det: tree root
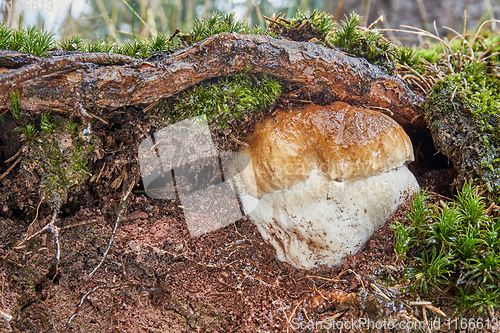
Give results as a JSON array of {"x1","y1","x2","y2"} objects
[{"x1": 0, "y1": 33, "x2": 425, "y2": 127}]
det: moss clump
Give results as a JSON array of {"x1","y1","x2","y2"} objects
[
  {"x1": 330, "y1": 13, "x2": 398, "y2": 72},
  {"x1": 0, "y1": 23, "x2": 54, "y2": 56},
  {"x1": 178, "y1": 12, "x2": 262, "y2": 48},
  {"x1": 393, "y1": 186, "x2": 500, "y2": 314},
  {"x1": 269, "y1": 9, "x2": 335, "y2": 42},
  {"x1": 272, "y1": 11, "x2": 418, "y2": 73},
  {"x1": 0, "y1": 12, "x2": 259, "y2": 59},
  {"x1": 163, "y1": 70, "x2": 282, "y2": 129},
  {"x1": 426, "y1": 60, "x2": 500, "y2": 201},
  {"x1": 21, "y1": 116, "x2": 99, "y2": 207}
]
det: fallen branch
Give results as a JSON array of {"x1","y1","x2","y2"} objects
[{"x1": 0, "y1": 33, "x2": 425, "y2": 127}]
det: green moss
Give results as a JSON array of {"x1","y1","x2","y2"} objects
[
  {"x1": 394, "y1": 186, "x2": 500, "y2": 314},
  {"x1": 9, "y1": 92, "x2": 22, "y2": 122},
  {"x1": 425, "y1": 60, "x2": 500, "y2": 202},
  {"x1": 330, "y1": 13, "x2": 397, "y2": 72},
  {"x1": 58, "y1": 34, "x2": 83, "y2": 51},
  {"x1": 272, "y1": 11, "x2": 420, "y2": 73},
  {"x1": 178, "y1": 12, "x2": 258, "y2": 48},
  {"x1": 162, "y1": 70, "x2": 282, "y2": 129},
  {"x1": 15, "y1": 123, "x2": 37, "y2": 141},
  {"x1": 22, "y1": 117, "x2": 100, "y2": 207},
  {"x1": 0, "y1": 23, "x2": 54, "y2": 56},
  {"x1": 40, "y1": 112, "x2": 58, "y2": 132},
  {"x1": 269, "y1": 9, "x2": 335, "y2": 42},
  {"x1": 0, "y1": 12, "x2": 263, "y2": 60},
  {"x1": 83, "y1": 37, "x2": 114, "y2": 53}
]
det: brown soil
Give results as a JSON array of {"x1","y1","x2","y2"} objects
[{"x1": 0, "y1": 103, "x2": 457, "y2": 332}]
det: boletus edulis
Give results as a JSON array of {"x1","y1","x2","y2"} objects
[{"x1": 231, "y1": 101, "x2": 418, "y2": 269}]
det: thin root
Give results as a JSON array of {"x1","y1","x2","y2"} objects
[
  {"x1": 88, "y1": 181, "x2": 135, "y2": 279},
  {"x1": 0, "y1": 156, "x2": 21, "y2": 181}
]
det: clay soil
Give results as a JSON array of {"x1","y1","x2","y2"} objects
[{"x1": 0, "y1": 104, "x2": 459, "y2": 332}]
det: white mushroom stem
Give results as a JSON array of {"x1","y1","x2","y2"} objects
[{"x1": 238, "y1": 167, "x2": 417, "y2": 269}]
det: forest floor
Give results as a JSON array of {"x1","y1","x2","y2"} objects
[{"x1": 0, "y1": 104, "x2": 488, "y2": 332}]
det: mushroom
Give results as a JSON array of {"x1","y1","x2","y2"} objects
[{"x1": 231, "y1": 101, "x2": 419, "y2": 269}]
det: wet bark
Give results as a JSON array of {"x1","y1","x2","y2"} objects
[{"x1": 0, "y1": 33, "x2": 425, "y2": 127}]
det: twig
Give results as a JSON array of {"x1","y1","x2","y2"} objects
[
  {"x1": 410, "y1": 301, "x2": 447, "y2": 317},
  {"x1": 84, "y1": 110, "x2": 109, "y2": 125},
  {"x1": 63, "y1": 219, "x2": 98, "y2": 229},
  {"x1": 229, "y1": 136, "x2": 250, "y2": 148},
  {"x1": 301, "y1": 275, "x2": 345, "y2": 283},
  {"x1": 0, "y1": 34, "x2": 425, "y2": 128},
  {"x1": 422, "y1": 307, "x2": 431, "y2": 333},
  {"x1": 91, "y1": 162, "x2": 106, "y2": 183},
  {"x1": 422, "y1": 304, "x2": 447, "y2": 317},
  {"x1": 0, "y1": 156, "x2": 21, "y2": 181},
  {"x1": 263, "y1": 14, "x2": 285, "y2": 28},
  {"x1": 142, "y1": 100, "x2": 159, "y2": 113},
  {"x1": 347, "y1": 269, "x2": 365, "y2": 288},
  {"x1": 367, "y1": 105, "x2": 394, "y2": 116},
  {"x1": 26, "y1": 209, "x2": 58, "y2": 242},
  {"x1": 0, "y1": 309, "x2": 12, "y2": 322},
  {"x1": 39, "y1": 299, "x2": 57, "y2": 333},
  {"x1": 367, "y1": 15, "x2": 384, "y2": 30},
  {"x1": 0, "y1": 200, "x2": 54, "y2": 264},
  {"x1": 299, "y1": 269, "x2": 350, "y2": 282},
  {"x1": 65, "y1": 283, "x2": 123, "y2": 329},
  {"x1": 23, "y1": 209, "x2": 60, "y2": 265},
  {"x1": 277, "y1": 17, "x2": 290, "y2": 25},
  {"x1": 3, "y1": 148, "x2": 21, "y2": 164},
  {"x1": 0, "y1": 53, "x2": 139, "y2": 89},
  {"x1": 485, "y1": 202, "x2": 500, "y2": 215},
  {"x1": 427, "y1": 190, "x2": 454, "y2": 202},
  {"x1": 286, "y1": 299, "x2": 304, "y2": 333},
  {"x1": 370, "y1": 283, "x2": 391, "y2": 301},
  {"x1": 32, "y1": 198, "x2": 44, "y2": 228},
  {"x1": 88, "y1": 181, "x2": 135, "y2": 279},
  {"x1": 27, "y1": 210, "x2": 61, "y2": 264}
]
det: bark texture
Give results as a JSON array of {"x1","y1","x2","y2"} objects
[{"x1": 0, "y1": 33, "x2": 425, "y2": 126}]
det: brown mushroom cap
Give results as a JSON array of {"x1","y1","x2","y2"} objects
[{"x1": 241, "y1": 101, "x2": 414, "y2": 197}]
